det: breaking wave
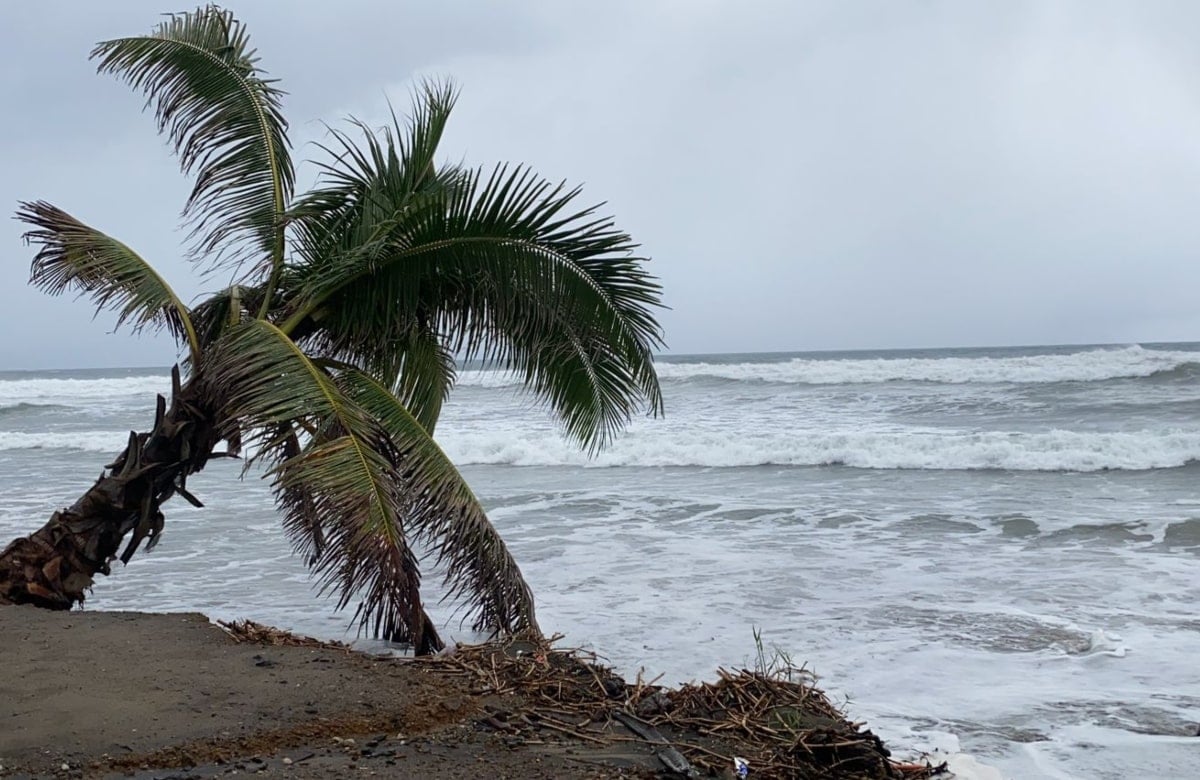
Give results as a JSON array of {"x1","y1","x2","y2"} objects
[
  {"x1": 6, "y1": 348, "x2": 1193, "y2": 399},
  {"x1": 0, "y1": 431, "x2": 128, "y2": 453},
  {"x1": 438, "y1": 427, "x2": 1200, "y2": 471},
  {"x1": 649, "y1": 346, "x2": 1200, "y2": 386},
  {"x1": 10, "y1": 423, "x2": 1198, "y2": 472},
  {"x1": 0, "y1": 402, "x2": 67, "y2": 417},
  {"x1": 0, "y1": 375, "x2": 170, "y2": 405}
]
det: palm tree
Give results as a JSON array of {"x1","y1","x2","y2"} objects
[{"x1": 0, "y1": 6, "x2": 663, "y2": 655}]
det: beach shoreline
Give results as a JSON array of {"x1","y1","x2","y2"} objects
[
  {"x1": 0, "y1": 607, "x2": 646, "y2": 778},
  {"x1": 0, "y1": 607, "x2": 935, "y2": 779}
]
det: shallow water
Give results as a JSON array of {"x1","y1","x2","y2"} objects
[{"x1": 3, "y1": 343, "x2": 1199, "y2": 779}]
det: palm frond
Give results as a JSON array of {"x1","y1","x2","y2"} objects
[
  {"x1": 309, "y1": 80, "x2": 457, "y2": 204},
  {"x1": 337, "y1": 367, "x2": 538, "y2": 635},
  {"x1": 91, "y1": 5, "x2": 292, "y2": 278},
  {"x1": 283, "y1": 81, "x2": 460, "y2": 288},
  {"x1": 388, "y1": 322, "x2": 456, "y2": 434},
  {"x1": 17, "y1": 200, "x2": 199, "y2": 362},
  {"x1": 283, "y1": 156, "x2": 665, "y2": 450},
  {"x1": 271, "y1": 431, "x2": 431, "y2": 647},
  {"x1": 203, "y1": 319, "x2": 432, "y2": 647},
  {"x1": 271, "y1": 423, "x2": 324, "y2": 565}
]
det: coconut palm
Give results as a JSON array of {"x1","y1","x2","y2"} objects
[{"x1": 0, "y1": 6, "x2": 663, "y2": 654}]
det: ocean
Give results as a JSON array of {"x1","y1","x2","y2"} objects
[{"x1": 2, "y1": 343, "x2": 1199, "y2": 779}]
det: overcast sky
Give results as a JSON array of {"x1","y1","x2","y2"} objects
[{"x1": 3, "y1": 1, "x2": 1199, "y2": 369}]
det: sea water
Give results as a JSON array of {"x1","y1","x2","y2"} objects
[{"x1": 2, "y1": 343, "x2": 1198, "y2": 779}]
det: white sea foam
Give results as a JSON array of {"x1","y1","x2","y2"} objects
[
  {"x1": 0, "y1": 374, "x2": 170, "y2": 405},
  {"x1": 1068, "y1": 629, "x2": 1127, "y2": 658},
  {"x1": 446, "y1": 345, "x2": 1200, "y2": 388},
  {"x1": 2, "y1": 348, "x2": 1192, "y2": 407},
  {"x1": 3, "y1": 345, "x2": 1193, "y2": 780},
  {"x1": 0, "y1": 430, "x2": 129, "y2": 453},
  {"x1": 437, "y1": 426, "x2": 1200, "y2": 471},
  {"x1": 453, "y1": 369, "x2": 526, "y2": 388},
  {"x1": 648, "y1": 345, "x2": 1198, "y2": 385},
  {"x1": 7, "y1": 393, "x2": 1197, "y2": 473},
  {"x1": 925, "y1": 752, "x2": 1008, "y2": 780}
]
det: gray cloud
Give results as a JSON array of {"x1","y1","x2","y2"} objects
[{"x1": 3, "y1": 1, "x2": 1199, "y2": 368}]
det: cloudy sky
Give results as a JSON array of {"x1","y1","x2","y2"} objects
[{"x1": 2, "y1": 1, "x2": 1199, "y2": 368}]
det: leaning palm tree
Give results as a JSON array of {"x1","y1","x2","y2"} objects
[{"x1": 0, "y1": 6, "x2": 663, "y2": 654}]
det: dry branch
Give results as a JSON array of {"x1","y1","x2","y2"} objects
[{"x1": 425, "y1": 636, "x2": 948, "y2": 780}]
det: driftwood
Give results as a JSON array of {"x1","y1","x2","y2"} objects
[
  {"x1": 423, "y1": 635, "x2": 948, "y2": 780},
  {"x1": 217, "y1": 618, "x2": 350, "y2": 649}
]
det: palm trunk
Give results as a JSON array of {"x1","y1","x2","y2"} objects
[
  {"x1": 389, "y1": 580, "x2": 443, "y2": 655},
  {"x1": 0, "y1": 366, "x2": 445, "y2": 655},
  {"x1": 0, "y1": 367, "x2": 222, "y2": 609}
]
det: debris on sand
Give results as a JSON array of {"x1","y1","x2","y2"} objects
[
  {"x1": 424, "y1": 635, "x2": 948, "y2": 779},
  {"x1": 217, "y1": 618, "x2": 349, "y2": 649}
]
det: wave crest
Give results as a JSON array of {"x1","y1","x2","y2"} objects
[
  {"x1": 437, "y1": 427, "x2": 1200, "y2": 472},
  {"x1": 0, "y1": 402, "x2": 67, "y2": 417},
  {"x1": 0, "y1": 375, "x2": 170, "y2": 405},
  {"x1": 0, "y1": 431, "x2": 127, "y2": 453},
  {"x1": 652, "y1": 346, "x2": 1200, "y2": 386},
  {"x1": 8, "y1": 424, "x2": 1198, "y2": 473}
]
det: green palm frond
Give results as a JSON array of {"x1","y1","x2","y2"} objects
[
  {"x1": 271, "y1": 423, "x2": 324, "y2": 565},
  {"x1": 292, "y1": 319, "x2": 456, "y2": 435},
  {"x1": 388, "y1": 322, "x2": 456, "y2": 434},
  {"x1": 12, "y1": 5, "x2": 665, "y2": 654},
  {"x1": 272, "y1": 430, "x2": 430, "y2": 646},
  {"x1": 283, "y1": 81, "x2": 460, "y2": 291},
  {"x1": 337, "y1": 367, "x2": 538, "y2": 635},
  {"x1": 92, "y1": 5, "x2": 293, "y2": 278},
  {"x1": 203, "y1": 319, "x2": 431, "y2": 646},
  {"x1": 17, "y1": 200, "x2": 199, "y2": 362},
  {"x1": 283, "y1": 156, "x2": 665, "y2": 450},
  {"x1": 313, "y1": 80, "x2": 457, "y2": 201}
]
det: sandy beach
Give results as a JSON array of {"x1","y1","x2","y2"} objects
[
  {"x1": 0, "y1": 607, "x2": 934, "y2": 780},
  {"x1": 0, "y1": 607, "x2": 660, "y2": 779}
]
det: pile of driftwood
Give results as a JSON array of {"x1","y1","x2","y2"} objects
[
  {"x1": 425, "y1": 635, "x2": 946, "y2": 780},
  {"x1": 218, "y1": 618, "x2": 349, "y2": 649}
]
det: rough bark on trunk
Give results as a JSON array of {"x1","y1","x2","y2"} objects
[{"x1": 0, "y1": 367, "x2": 222, "y2": 609}]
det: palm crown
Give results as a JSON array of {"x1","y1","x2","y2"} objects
[{"x1": 8, "y1": 5, "x2": 663, "y2": 653}]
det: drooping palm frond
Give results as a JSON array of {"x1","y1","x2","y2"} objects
[
  {"x1": 272, "y1": 429, "x2": 434, "y2": 647},
  {"x1": 387, "y1": 322, "x2": 457, "y2": 434},
  {"x1": 17, "y1": 200, "x2": 200, "y2": 362},
  {"x1": 270, "y1": 423, "x2": 324, "y2": 565},
  {"x1": 274, "y1": 86, "x2": 464, "y2": 430},
  {"x1": 337, "y1": 367, "x2": 537, "y2": 635},
  {"x1": 92, "y1": 5, "x2": 293, "y2": 279},
  {"x1": 202, "y1": 319, "x2": 431, "y2": 646},
  {"x1": 283, "y1": 154, "x2": 665, "y2": 449}
]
